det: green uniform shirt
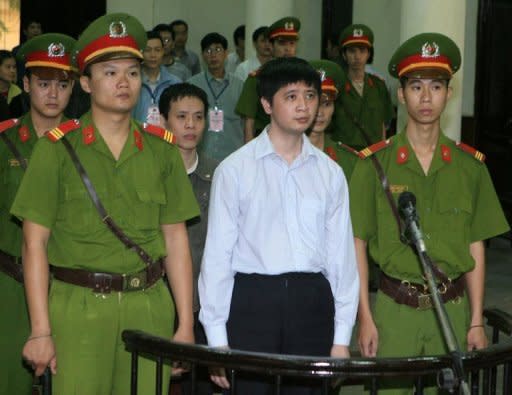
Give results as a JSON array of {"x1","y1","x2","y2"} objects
[
  {"x1": 11, "y1": 112, "x2": 200, "y2": 273},
  {"x1": 324, "y1": 135, "x2": 359, "y2": 182},
  {"x1": 235, "y1": 73, "x2": 269, "y2": 134},
  {"x1": 332, "y1": 73, "x2": 393, "y2": 150},
  {"x1": 350, "y1": 131, "x2": 509, "y2": 282},
  {"x1": 0, "y1": 114, "x2": 43, "y2": 256}
]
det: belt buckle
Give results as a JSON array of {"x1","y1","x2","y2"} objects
[
  {"x1": 123, "y1": 270, "x2": 147, "y2": 291},
  {"x1": 417, "y1": 293, "x2": 433, "y2": 310},
  {"x1": 92, "y1": 273, "x2": 113, "y2": 294}
]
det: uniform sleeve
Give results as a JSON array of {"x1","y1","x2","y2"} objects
[
  {"x1": 10, "y1": 139, "x2": 59, "y2": 229},
  {"x1": 160, "y1": 146, "x2": 200, "y2": 224},
  {"x1": 198, "y1": 162, "x2": 239, "y2": 347},
  {"x1": 235, "y1": 75, "x2": 258, "y2": 118},
  {"x1": 379, "y1": 80, "x2": 394, "y2": 124},
  {"x1": 326, "y1": 169, "x2": 359, "y2": 345},
  {"x1": 349, "y1": 158, "x2": 378, "y2": 241},
  {"x1": 469, "y1": 164, "x2": 509, "y2": 242}
]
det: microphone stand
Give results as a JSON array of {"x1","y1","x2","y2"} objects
[{"x1": 404, "y1": 223, "x2": 470, "y2": 395}]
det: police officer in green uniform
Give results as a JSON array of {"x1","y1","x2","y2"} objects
[
  {"x1": 307, "y1": 59, "x2": 359, "y2": 181},
  {"x1": 235, "y1": 16, "x2": 300, "y2": 141},
  {"x1": 11, "y1": 13, "x2": 199, "y2": 395},
  {"x1": 0, "y1": 32, "x2": 75, "y2": 395},
  {"x1": 332, "y1": 24, "x2": 394, "y2": 151},
  {"x1": 350, "y1": 33, "x2": 509, "y2": 394}
]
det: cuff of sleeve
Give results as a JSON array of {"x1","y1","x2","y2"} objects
[
  {"x1": 204, "y1": 324, "x2": 229, "y2": 348},
  {"x1": 333, "y1": 322, "x2": 353, "y2": 346}
]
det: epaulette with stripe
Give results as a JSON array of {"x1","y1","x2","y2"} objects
[
  {"x1": 456, "y1": 142, "x2": 486, "y2": 163},
  {"x1": 46, "y1": 119, "x2": 80, "y2": 142},
  {"x1": 336, "y1": 141, "x2": 360, "y2": 157},
  {"x1": 142, "y1": 123, "x2": 176, "y2": 144},
  {"x1": 0, "y1": 118, "x2": 19, "y2": 134},
  {"x1": 358, "y1": 139, "x2": 392, "y2": 159}
]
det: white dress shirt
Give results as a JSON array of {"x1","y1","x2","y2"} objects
[{"x1": 198, "y1": 127, "x2": 359, "y2": 348}]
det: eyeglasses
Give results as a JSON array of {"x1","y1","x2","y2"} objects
[{"x1": 204, "y1": 47, "x2": 224, "y2": 56}]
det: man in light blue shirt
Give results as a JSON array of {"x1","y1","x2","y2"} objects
[{"x1": 199, "y1": 57, "x2": 359, "y2": 394}]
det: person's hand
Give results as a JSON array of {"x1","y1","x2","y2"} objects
[
  {"x1": 467, "y1": 325, "x2": 488, "y2": 351},
  {"x1": 330, "y1": 344, "x2": 350, "y2": 358},
  {"x1": 210, "y1": 366, "x2": 230, "y2": 389},
  {"x1": 358, "y1": 318, "x2": 379, "y2": 357},
  {"x1": 23, "y1": 334, "x2": 57, "y2": 376},
  {"x1": 171, "y1": 326, "x2": 195, "y2": 375}
]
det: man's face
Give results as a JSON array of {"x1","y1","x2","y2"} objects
[
  {"x1": 80, "y1": 58, "x2": 141, "y2": 115},
  {"x1": 255, "y1": 34, "x2": 272, "y2": 58},
  {"x1": 159, "y1": 31, "x2": 174, "y2": 56},
  {"x1": 172, "y1": 24, "x2": 188, "y2": 48},
  {"x1": 235, "y1": 38, "x2": 245, "y2": 58},
  {"x1": 261, "y1": 81, "x2": 319, "y2": 136},
  {"x1": 343, "y1": 45, "x2": 370, "y2": 72},
  {"x1": 398, "y1": 78, "x2": 451, "y2": 126},
  {"x1": 311, "y1": 94, "x2": 335, "y2": 133},
  {"x1": 202, "y1": 43, "x2": 227, "y2": 74},
  {"x1": 272, "y1": 38, "x2": 297, "y2": 58},
  {"x1": 163, "y1": 96, "x2": 205, "y2": 151},
  {"x1": 23, "y1": 72, "x2": 73, "y2": 119},
  {"x1": 24, "y1": 22, "x2": 42, "y2": 40},
  {"x1": 143, "y1": 38, "x2": 164, "y2": 71},
  {"x1": 0, "y1": 57, "x2": 17, "y2": 83}
]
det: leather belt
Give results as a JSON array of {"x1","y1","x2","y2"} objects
[
  {"x1": 379, "y1": 272, "x2": 465, "y2": 310},
  {"x1": 51, "y1": 259, "x2": 164, "y2": 294},
  {"x1": 0, "y1": 250, "x2": 23, "y2": 283}
]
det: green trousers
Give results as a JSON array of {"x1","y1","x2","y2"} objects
[
  {"x1": 373, "y1": 291, "x2": 469, "y2": 395},
  {"x1": 49, "y1": 278, "x2": 175, "y2": 395},
  {"x1": 0, "y1": 272, "x2": 32, "y2": 395}
]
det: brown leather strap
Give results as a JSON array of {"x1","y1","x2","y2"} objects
[
  {"x1": 0, "y1": 133, "x2": 27, "y2": 171},
  {"x1": 60, "y1": 136, "x2": 156, "y2": 266},
  {"x1": 51, "y1": 259, "x2": 164, "y2": 293},
  {"x1": 0, "y1": 250, "x2": 23, "y2": 283},
  {"x1": 379, "y1": 272, "x2": 465, "y2": 310}
]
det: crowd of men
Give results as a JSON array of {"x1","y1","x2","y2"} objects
[{"x1": 0, "y1": 11, "x2": 509, "y2": 395}]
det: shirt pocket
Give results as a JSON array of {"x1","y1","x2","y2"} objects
[
  {"x1": 436, "y1": 196, "x2": 473, "y2": 240},
  {"x1": 298, "y1": 198, "x2": 325, "y2": 255},
  {"x1": 58, "y1": 184, "x2": 103, "y2": 233},
  {"x1": 128, "y1": 187, "x2": 167, "y2": 230}
]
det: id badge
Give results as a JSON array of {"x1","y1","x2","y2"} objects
[
  {"x1": 208, "y1": 108, "x2": 224, "y2": 132},
  {"x1": 146, "y1": 105, "x2": 161, "y2": 126}
]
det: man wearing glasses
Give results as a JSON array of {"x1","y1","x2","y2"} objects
[{"x1": 187, "y1": 33, "x2": 244, "y2": 162}]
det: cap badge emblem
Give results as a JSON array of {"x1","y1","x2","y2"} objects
[
  {"x1": 48, "y1": 43, "x2": 65, "y2": 57},
  {"x1": 284, "y1": 22, "x2": 294, "y2": 31},
  {"x1": 109, "y1": 21, "x2": 127, "y2": 38},
  {"x1": 353, "y1": 28, "x2": 363, "y2": 37},
  {"x1": 421, "y1": 42, "x2": 440, "y2": 58},
  {"x1": 317, "y1": 69, "x2": 326, "y2": 82}
]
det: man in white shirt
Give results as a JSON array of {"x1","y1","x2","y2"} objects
[
  {"x1": 225, "y1": 25, "x2": 245, "y2": 75},
  {"x1": 199, "y1": 57, "x2": 359, "y2": 394}
]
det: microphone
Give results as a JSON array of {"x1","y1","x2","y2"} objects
[{"x1": 398, "y1": 191, "x2": 426, "y2": 252}]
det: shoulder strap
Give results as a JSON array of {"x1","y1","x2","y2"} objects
[
  {"x1": 46, "y1": 119, "x2": 81, "y2": 142},
  {"x1": 59, "y1": 137, "x2": 156, "y2": 266},
  {"x1": 142, "y1": 123, "x2": 176, "y2": 144},
  {"x1": 0, "y1": 119, "x2": 27, "y2": 171},
  {"x1": 456, "y1": 142, "x2": 486, "y2": 163}
]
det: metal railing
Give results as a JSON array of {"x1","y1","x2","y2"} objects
[{"x1": 122, "y1": 308, "x2": 512, "y2": 395}]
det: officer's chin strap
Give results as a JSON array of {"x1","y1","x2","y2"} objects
[
  {"x1": 344, "y1": 105, "x2": 471, "y2": 394},
  {"x1": 403, "y1": 227, "x2": 471, "y2": 395}
]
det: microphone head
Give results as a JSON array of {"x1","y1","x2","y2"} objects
[{"x1": 398, "y1": 191, "x2": 416, "y2": 210}]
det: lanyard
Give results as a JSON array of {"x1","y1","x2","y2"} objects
[{"x1": 204, "y1": 73, "x2": 229, "y2": 107}]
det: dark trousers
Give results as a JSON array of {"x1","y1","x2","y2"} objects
[{"x1": 226, "y1": 272, "x2": 335, "y2": 395}]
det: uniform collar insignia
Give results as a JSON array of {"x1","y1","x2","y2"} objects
[
  {"x1": 421, "y1": 42, "x2": 440, "y2": 58},
  {"x1": 18, "y1": 125, "x2": 30, "y2": 142},
  {"x1": 317, "y1": 69, "x2": 326, "y2": 81},
  {"x1": 397, "y1": 145, "x2": 409, "y2": 164},
  {"x1": 82, "y1": 125, "x2": 95, "y2": 145},
  {"x1": 441, "y1": 144, "x2": 451, "y2": 163},
  {"x1": 109, "y1": 21, "x2": 127, "y2": 38},
  {"x1": 134, "y1": 129, "x2": 143, "y2": 151}
]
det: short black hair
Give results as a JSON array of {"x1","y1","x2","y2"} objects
[
  {"x1": 257, "y1": 57, "x2": 321, "y2": 104},
  {"x1": 200, "y1": 33, "x2": 228, "y2": 51},
  {"x1": 233, "y1": 25, "x2": 245, "y2": 46},
  {"x1": 399, "y1": 76, "x2": 450, "y2": 89},
  {"x1": 0, "y1": 50, "x2": 14, "y2": 66},
  {"x1": 252, "y1": 26, "x2": 268, "y2": 42},
  {"x1": 153, "y1": 23, "x2": 175, "y2": 40},
  {"x1": 146, "y1": 30, "x2": 163, "y2": 46},
  {"x1": 159, "y1": 83, "x2": 208, "y2": 119},
  {"x1": 170, "y1": 20, "x2": 188, "y2": 32}
]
